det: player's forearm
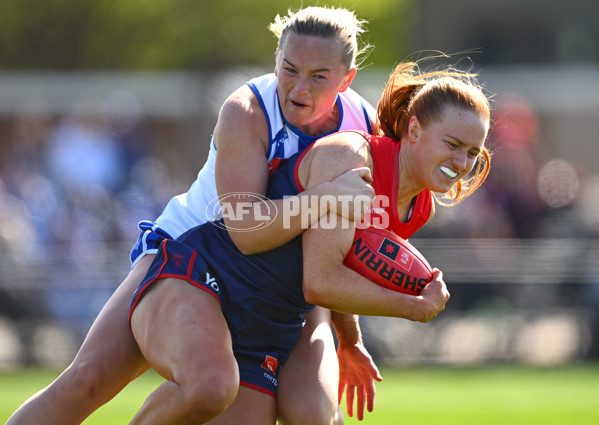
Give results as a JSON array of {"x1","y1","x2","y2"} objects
[
  {"x1": 226, "y1": 181, "x2": 339, "y2": 254},
  {"x1": 331, "y1": 312, "x2": 362, "y2": 345},
  {"x1": 304, "y1": 263, "x2": 425, "y2": 321}
]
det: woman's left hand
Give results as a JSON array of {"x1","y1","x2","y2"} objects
[{"x1": 337, "y1": 339, "x2": 383, "y2": 420}]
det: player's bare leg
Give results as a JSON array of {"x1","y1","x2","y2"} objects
[
  {"x1": 6, "y1": 256, "x2": 154, "y2": 425},
  {"x1": 129, "y1": 278, "x2": 238, "y2": 424},
  {"x1": 277, "y1": 306, "x2": 343, "y2": 425},
  {"x1": 205, "y1": 386, "x2": 277, "y2": 425}
]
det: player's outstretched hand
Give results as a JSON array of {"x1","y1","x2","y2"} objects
[
  {"x1": 337, "y1": 338, "x2": 383, "y2": 421},
  {"x1": 415, "y1": 268, "x2": 450, "y2": 322}
]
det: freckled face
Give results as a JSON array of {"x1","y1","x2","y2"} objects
[
  {"x1": 411, "y1": 106, "x2": 488, "y2": 193},
  {"x1": 274, "y1": 33, "x2": 355, "y2": 135}
]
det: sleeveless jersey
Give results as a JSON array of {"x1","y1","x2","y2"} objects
[
  {"x1": 141, "y1": 152, "x2": 310, "y2": 350},
  {"x1": 294, "y1": 131, "x2": 433, "y2": 238},
  {"x1": 153, "y1": 73, "x2": 374, "y2": 239},
  {"x1": 360, "y1": 132, "x2": 433, "y2": 238}
]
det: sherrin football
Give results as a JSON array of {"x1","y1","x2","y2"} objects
[{"x1": 343, "y1": 226, "x2": 433, "y2": 295}]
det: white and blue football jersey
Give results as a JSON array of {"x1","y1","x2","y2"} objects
[{"x1": 152, "y1": 73, "x2": 374, "y2": 240}]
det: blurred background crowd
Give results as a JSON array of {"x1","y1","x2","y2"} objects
[{"x1": 0, "y1": 0, "x2": 598, "y2": 368}]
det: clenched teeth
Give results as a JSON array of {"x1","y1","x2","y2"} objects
[{"x1": 440, "y1": 166, "x2": 457, "y2": 179}]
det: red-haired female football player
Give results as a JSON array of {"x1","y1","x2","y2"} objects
[{"x1": 125, "y1": 61, "x2": 492, "y2": 424}]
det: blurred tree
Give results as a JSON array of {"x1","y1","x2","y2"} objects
[{"x1": 0, "y1": 0, "x2": 414, "y2": 70}]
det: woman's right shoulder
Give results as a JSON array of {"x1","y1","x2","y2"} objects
[
  {"x1": 301, "y1": 131, "x2": 372, "y2": 183},
  {"x1": 315, "y1": 130, "x2": 372, "y2": 154},
  {"x1": 220, "y1": 84, "x2": 261, "y2": 118},
  {"x1": 214, "y1": 83, "x2": 268, "y2": 151}
]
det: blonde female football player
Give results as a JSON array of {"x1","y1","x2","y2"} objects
[{"x1": 7, "y1": 6, "x2": 380, "y2": 425}]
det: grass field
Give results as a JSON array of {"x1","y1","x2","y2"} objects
[{"x1": 2, "y1": 364, "x2": 599, "y2": 424}]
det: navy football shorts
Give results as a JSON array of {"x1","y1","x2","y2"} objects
[{"x1": 129, "y1": 238, "x2": 291, "y2": 398}]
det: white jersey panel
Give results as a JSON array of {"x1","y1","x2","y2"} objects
[
  {"x1": 155, "y1": 142, "x2": 218, "y2": 239},
  {"x1": 154, "y1": 73, "x2": 374, "y2": 239}
]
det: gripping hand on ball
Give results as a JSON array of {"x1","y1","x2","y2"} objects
[{"x1": 415, "y1": 268, "x2": 451, "y2": 322}]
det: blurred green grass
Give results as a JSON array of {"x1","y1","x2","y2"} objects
[
  {"x1": 2, "y1": 364, "x2": 599, "y2": 424},
  {"x1": 343, "y1": 364, "x2": 599, "y2": 425}
]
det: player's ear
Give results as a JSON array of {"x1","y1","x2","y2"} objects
[
  {"x1": 407, "y1": 115, "x2": 420, "y2": 143},
  {"x1": 273, "y1": 49, "x2": 281, "y2": 77},
  {"x1": 339, "y1": 67, "x2": 357, "y2": 93}
]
